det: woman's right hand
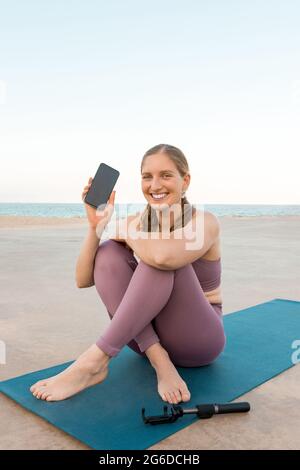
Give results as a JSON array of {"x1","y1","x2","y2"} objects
[{"x1": 82, "y1": 177, "x2": 116, "y2": 230}]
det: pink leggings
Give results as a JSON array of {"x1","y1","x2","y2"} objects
[{"x1": 93, "y1": 239, "x2": 226, "y2": 367}]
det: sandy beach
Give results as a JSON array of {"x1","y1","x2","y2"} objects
[{"x1": 0, "y1": 214, "x2": 300, "y2": 449}]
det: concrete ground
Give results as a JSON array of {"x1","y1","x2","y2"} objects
[{"x1": 0, "y1": 216, "x2": 299, "y2": 449}]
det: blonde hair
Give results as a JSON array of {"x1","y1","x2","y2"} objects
[{"x1": 139, "y1": 144, "x2": 196, "y2": 232}]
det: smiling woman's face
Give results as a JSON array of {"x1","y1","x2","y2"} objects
[{"x1": 141, "y1": 153, "x2": 190, "y2": 210}]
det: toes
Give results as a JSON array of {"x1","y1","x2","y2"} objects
[
  {"x1": 165, "y1": 392, "x2": 174, "y2": 404},
  {"x1": 33, "y1": 386, "x2": 47, "y2": 399},
  {"x1": 40, "y1": 391, "x2": 50, "y2": 401},
  {"x1": 180, "y1": 382, "x2": 191, "y2": 402},
  {"x1": 30, "y1": 381, "x2": 47, "y2": 393},
  {"x1": 181, "y1": 391, "x2": 191, "y2": 402},
  {"x1": 46, "y1": 395, "x2": 53, "y2": 402},
  {"x1": 167, "y1": 392, "x2": 179, "y2": 404}
]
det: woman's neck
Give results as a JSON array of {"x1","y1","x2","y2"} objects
[{"x1": 156, "y1": 201, "x2": 183, "y2": 231}]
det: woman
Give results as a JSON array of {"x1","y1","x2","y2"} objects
[{"x1": 30, "y1": 144, "x2": 226, "y2": 405}]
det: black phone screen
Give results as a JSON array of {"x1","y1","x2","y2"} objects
[{"x1": 84, "y1": 163, "x2": 120, "y2": 209}]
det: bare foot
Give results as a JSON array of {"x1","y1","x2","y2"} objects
[
  {"x1": 29, "y1": 344, "x2": 111, "y2": 401},
  {"x1": 153, "y1": 351, "x2": 191, "y2": 404}
]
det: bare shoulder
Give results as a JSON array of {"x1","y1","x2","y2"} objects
[
  {"x1": 205, "y1": 210, "x2": 221, "y2": 233},
  {"x1": 191, "y1": 210, "x2": 221, "y2": 260},
  {"x1": 192, "y1": 209, "x2": 220, "y2": 234}
]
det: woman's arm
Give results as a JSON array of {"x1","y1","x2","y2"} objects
[
  {"x1": 75, "y1": 226, "x2": 105, "y2": 288},
  {"x1": 126, "y1": 235, "x2": 167, "y2": 269},
  {"x1": 115, "y1": 215, "x2": 169, "y2": 269},
  {"x1": 153, "y1": 211, "x2": 220, "y2": 269},
  {"x1": 125, "y1": 211, "x2": 220, "y2": 271}
]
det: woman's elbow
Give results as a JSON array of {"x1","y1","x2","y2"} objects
[
  {"x1": 76, "y1": 279, "x2": 84, "y2": 288},
  {"x1": 153, "y1": 254, "x2": 172, "y2": 270},
  {"x1": 76, "y1": 278, "x2": 95, "y2": 288}
]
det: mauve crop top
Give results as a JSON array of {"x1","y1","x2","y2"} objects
[{"x1": 192, "y1": 257, "x2": 221, "y2": 292}]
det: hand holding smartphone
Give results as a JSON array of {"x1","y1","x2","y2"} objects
[{"x1": 82, "y1": 163, "x2": 120, "y2": 230}]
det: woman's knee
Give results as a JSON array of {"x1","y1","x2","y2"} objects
[{"x1": 94, "y1": 239, "x2": 129, "y2": 273}]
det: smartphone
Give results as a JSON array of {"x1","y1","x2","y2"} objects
[{"x1": 84, "y1": 163, "x2": 120, "y2": 209}]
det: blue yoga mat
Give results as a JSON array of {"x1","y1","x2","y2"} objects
[{"x1": 1, "y1": 298, "x2": 299, "y2": 450}]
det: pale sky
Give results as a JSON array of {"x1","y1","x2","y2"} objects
[{"x1": 0, "y1": 0, "x2": 299, "y2": 204}]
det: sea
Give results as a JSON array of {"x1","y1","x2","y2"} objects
[{"x1": 0, "y1": 203, "x2": 299, "y2": 218}]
